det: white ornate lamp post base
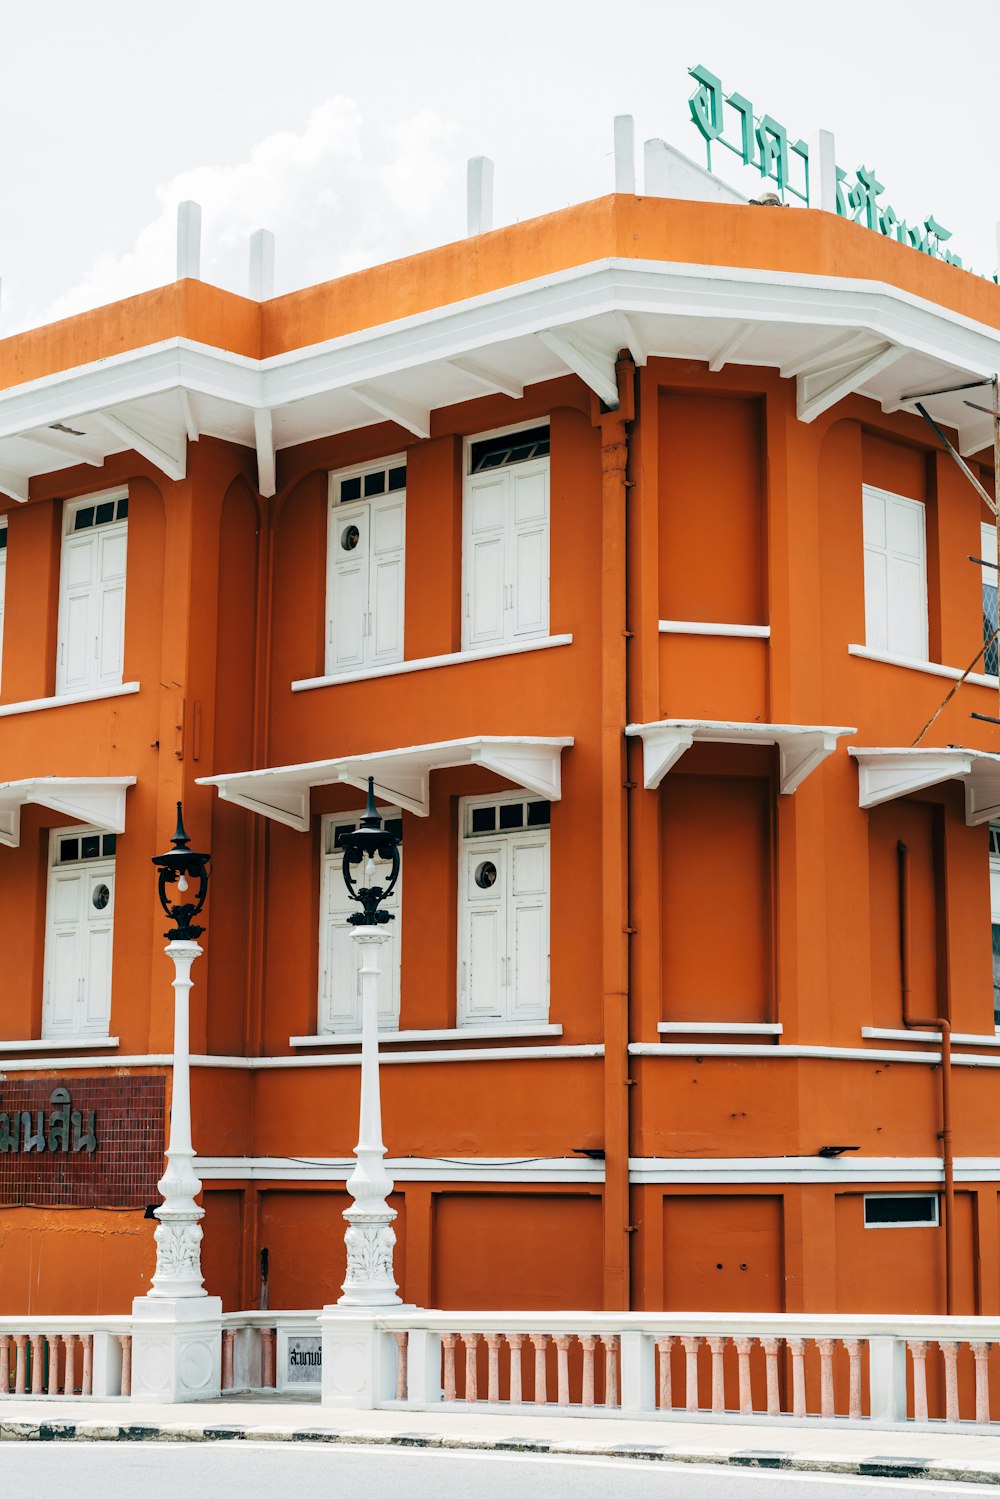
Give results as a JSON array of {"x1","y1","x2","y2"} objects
[
  {"x1": 321, "y1": 925, "x2": 419, "y2": 1406},
  {"x1": 132, "y1": 938, "x2": 222, "y2": 1402}
]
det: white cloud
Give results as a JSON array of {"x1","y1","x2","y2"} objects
[{"x1": 30, "y1": 97, "x2": 464, "y2": 328}]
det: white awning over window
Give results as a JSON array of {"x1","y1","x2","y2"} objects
[
  {"x1": 198, "y1": 735, "x2": 573, "y2": 829},
  {"x1": 625, "y1": 719, "x2": 854, "y2": 795},
  {"x1": 850, "y1": 746, "x2": 1000, "y2": 825},
  {"x1": 0, "y1": 776, "x2": 135, "y2": 848}
]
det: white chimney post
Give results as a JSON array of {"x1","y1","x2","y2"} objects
[
  {"x1": 176, "y1": 200, "x2": 202, "y2": 280},
  {"x1": 614, "y1": 115, "x2": 636, "y2": 194},
  {"x1": 467, "y1": 156, "x2": 494, "y2": 236},
  {"x1": 249, "y1": 229, "x2": 275, "y2": 301}
]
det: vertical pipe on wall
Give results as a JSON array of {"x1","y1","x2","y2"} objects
[
  {"x1": 595, "y1": 354, "x2": 635, "y2": 1309},
  {"x1": 897, "y1": 839, "x2": 956, "y2": 1314}
]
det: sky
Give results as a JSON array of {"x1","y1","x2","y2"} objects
[{"x1": 2, "y1": 0, "x2": 997, "y2": 332}]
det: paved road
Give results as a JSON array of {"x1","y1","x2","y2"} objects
[{"x1": 2, "y1": 1442, "x2": 996, "y2": 1497}]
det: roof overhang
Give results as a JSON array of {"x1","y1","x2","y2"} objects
[
  {"x1": 0, "y1": 776, "x2": 135, "y2": 848},
  {"x1": 850, "y1": 747, "x2": 1000, "y2": 825},
  {"x1": 197, "y1": 735, "x2": 573, "y2": 829},
  {"x1": 5, "y1": 252, "x2": 1000, "y2": 503},
  {"x1": 626, "y1": 719, "x2": 855, "y2": 795}
]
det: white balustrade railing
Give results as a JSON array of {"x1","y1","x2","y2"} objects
[
  {"x1": 363, "y1": 1312, "x2": 1000, "y2": 1427},
  {"x1": 0, "y1": 1317, "x2": 132, "y2": 1397}
]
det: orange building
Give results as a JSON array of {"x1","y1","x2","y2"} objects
[{"x1": 2, "y1": 191, "x2": 1000, "y2": 1324}]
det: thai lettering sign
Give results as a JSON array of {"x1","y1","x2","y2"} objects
[
  {"x1": 286, "y1": 1337, "x2": 322, "y2": 1385},
  {"x1": 687, "y1": 64, "x2": 964, "y2": 268},
  {"x1": 0, "y1": 1087, "x2": 97, "y2": 1153},
  {"x1": 0, "y1": 1075, "x2": 164, "y2": 1208}
]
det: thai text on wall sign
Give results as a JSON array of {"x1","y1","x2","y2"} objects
[
  {"x1": 0, "y1": 1075, "x2": 165, "y2": 1209},
  {"x1": 0, "y1": 1087, "x2": 96, "y2": 1154},
  {"x1": 687, "y1": 64, "x2": 964, "y2": 269}
]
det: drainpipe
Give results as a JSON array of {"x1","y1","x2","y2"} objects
[
  {"x1": 594, "y1": 354, "x2": 635, "y2": 1310},
  {"x1": 897, "y1": 839, "x2": 956, "y2": 1314}
]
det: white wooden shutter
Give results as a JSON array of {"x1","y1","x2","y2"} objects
[
  {"x1": 511, "y1": 465, "x2": 549, "y2": 640},
  {"x1": 369, "y1": 494, "x2": 405, "y2": 666},
  {"x1": 329, "y1": 506, "x2": 369, "y2": 672},
  {"x1": 43, "y1": 869, "x2": 85, "y2": 1037},
  {"x1": 95, "y1": 525, "x2": 127, "y2": 687},
  {"x1": 508, "y1": 834, "x2": 550, "y2": 1020},
  {"x1": 885, "y1": 494, "x2": 927, "y2": 659},
  {"x1": 459, "y1": 841, "x2": 507, "y2": 1023},
  {"x1": 58, "y1": 532, "x2": 99, "y2": 694},
  {"x1": 319, "y1": 836, "x2": 401, "y2": 1034},
  {"x1": 466, "y1": 473, "x2": 507, "y2": 648},
  {"x1": 862, "y1": 486, "x2": 927, "y2": 660},
  {"x1": 82, "y1": 865, "x2": 114, "y2": 1033}
]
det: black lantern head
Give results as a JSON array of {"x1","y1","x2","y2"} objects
[
  {"x1": 341, "y1": 777, "x2": 400, "y2": 927},
  {"x1": 152, "y1": 802, "x2": 211, "y2": 941}
]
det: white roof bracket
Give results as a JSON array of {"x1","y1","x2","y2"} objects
[
  {"x1": 627, "y1": 719, "x2": 854, "y2": 795},
  {"x1": 797, "y1": 344, "x2": 905, "y2": 423},
  {"x1": 536, "y1": 328, "x2": 619, "y2": 408},
  {"x1": 352, "y1": 382, "x2": 432, "y2": 439},
  {"x1": 253, "y1": 408, "x2": 276, "y2": 498},
  {"x1": 92, "y1": 409, "x2": 187, "y2": 482},
  {"x1": 849, "y1": 746, "x2": 1000, "y2": 826},
  {"x1": 0, "y1": 777, "x2": 136, "y2": 849},
  {"x1": 199, "y1": 736, "x2": 573, "y2": 831}
]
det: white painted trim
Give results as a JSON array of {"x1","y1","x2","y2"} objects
[
  {"x1": 862, "y1": 1027, "x2": 1000, "y2": 1047},
  {"x1": 627, "y1": 1156, "x2": 996, "y2": 1185},
  {"x1": 0, "y1": 1036, "x2": 118, "y2": 1054},
  {"x1": 199, "y1": 1154, "x2": 603, "y2": 1184},
  {"x1": 0, "y1": 776, "x2": 135, "y2": 850},
  {"x1": 657, "y1": 1021, "x2": 782, "y2": 1035},
  {"x1": 849, "y1": 745, "x2": 1000, "y2": 826},
  {"x1": 292, "y1": 635, "x2": 573, "y2": 693},
  {"x1": 864, "y1": 1191, "x2": 939, "y2": 1229},
  {"x1": 0, "y1": 1043, "x2": 602, "y2": 1074},
  {"x1": 291, "y1": 1023, "x2": 563, "y2": 1047},
  {"x1": 0, "y1": 682, "x2": 140, "y2": 719},
  {"x1": 659, "y1": 620, "x2": 771, "y2": 639},
  {"x1": 848, "y1": 643, "x2": 996, "y2": 690},
  {"x1": 631, "y1": 1040, "x2": 1000, "y2": 1070}
]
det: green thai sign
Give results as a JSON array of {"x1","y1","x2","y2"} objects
[{"x1": 688, "y1": 64, "x2": 964, "y2": 269}]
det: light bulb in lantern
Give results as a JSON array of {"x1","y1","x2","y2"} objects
[{"x1": 178, "y1": 873, "x2": 189, "y2": 893}]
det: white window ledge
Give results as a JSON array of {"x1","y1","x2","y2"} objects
[
  {"x1": 0, "y1": 683, "x2": 140, "y2": 719},
  {"x1": 849, "y1": 645, "x2": 997, "y2": 690},
  {"x1": 658, "y1": 1021, "x2": 782, "y2": 1035},
  {"x1": 862, "y1": 1026, "x2": 1000, "y2": 1047},
  {"x1": 292, "y1": 635, "x2": 573, "y2": 692},
  {"x1": 290, "y1": 1023, "x2": 563, "y2": 1047},
  {"x1": 0, "y1": 1036, "x2": 119, "y2": 1054},
  {"x1": 659, "y1": 620, "x2": 770, "y2": 640}
]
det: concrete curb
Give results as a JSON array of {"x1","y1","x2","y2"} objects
[{"x1": 2, "y1": 1416, "x2": 1000, "y2": 1484}]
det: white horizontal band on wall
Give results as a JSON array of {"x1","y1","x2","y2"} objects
[
  {"x1": 629, "y1": 1157, "x2": 1000, "y2": 1185},
  {"x1": 292, "y1": 635, "x2": 573, "y2": 692},
  {"x1": 658, "y1": 620, "x2": 770, "y2": 639},
  {"x1": 199, "y1": 1155, "x2": 605, "y2": 1184}
]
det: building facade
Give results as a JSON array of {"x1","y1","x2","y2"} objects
[{"x1": 1, "y1": 195, "x2": 999, "y2": 1319}]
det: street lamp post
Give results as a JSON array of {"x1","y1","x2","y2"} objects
[
  {"x1": 320, "y1": 776, "x2": 415, "y2": 1408},
  {"x1": 148, "y1": 803, "x2": 212, "y2": 1297},
  {"x1": 131, "y1": 803, "x2": 222, "y2": 1403},
  {"x1": 337, "y1": 776, "x2": 402, "y2": 1307}
]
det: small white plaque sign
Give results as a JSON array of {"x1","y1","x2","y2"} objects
[{"x1": 286, "y1": 1336, "x2": 322, "y2": 1384}]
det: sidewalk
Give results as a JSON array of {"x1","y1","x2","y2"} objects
[{"x1": 4, "y1": 1396, "x2": 1000, "y2": 1485}]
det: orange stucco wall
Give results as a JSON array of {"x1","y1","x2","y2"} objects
[{"x1": 3, "y1": 200, "x2": 1000, "y2": 1322}]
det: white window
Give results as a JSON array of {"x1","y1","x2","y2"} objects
[
  {"x1": 863, "y1": 1194, "x2": 939, "y2": 1228},
  {"x1": 42, "y1": 828, "x2": 117, "y2": 1039},
  {"x1": 981, "y1": 522, "x2": 998, "y2": 677},
  {"x1": 318, "y1": 812, "x2": 403, "y2": 1033},
  {"x1": 463, "y1": 424, "x2": 550, "y2": 651},
  {"x1": 458, "y1": 794, "x2": 550, "y2": 1027},
  {"x1": 0, "y1": 518, "x2": 7, "y2": 689},
  {"x1": 862, "y1": 484, "x2": 928, "y2": 660},
  {"x1": 326, "y1": 458, "x2": 406, "y2": 675},
  {"x1": 56, "y1": 492, "x2": 129, "y2": 697}
]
